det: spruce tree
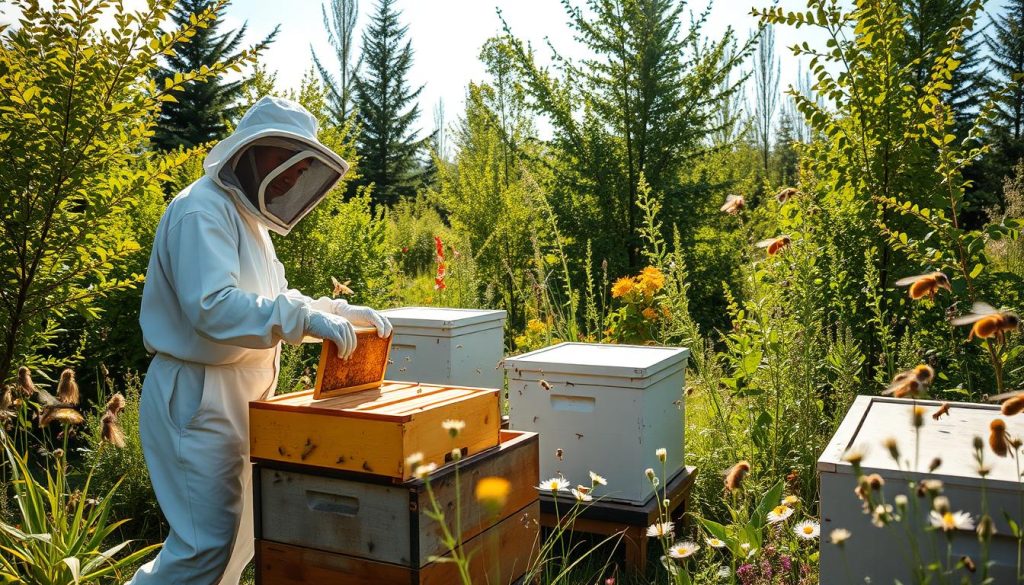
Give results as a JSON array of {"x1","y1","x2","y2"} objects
[
  {"x1": 153, "y1": 0, "x2": 278, "y2": 151},
  {"x1": 353, "y1": 0, "x2": 426, "y2": 207},
  {"x1": 986, "y1": 0, "x2": 1024, "y2": 152},
  {"x1": 313, "y1": 0, "x2": 361, "y2": 124}
]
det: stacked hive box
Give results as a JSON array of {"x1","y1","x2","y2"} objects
[
  {"x1": 380, "y1": 307, "x2": 507, "y2": 389},
  {"x1": 818, "y1": 396, "x2": 1024, "y2": 584},
  {"x1": 504, "y1": 342, "x2": 689, "y2": 504},
  {"x1": 250, "y1": 328, "x2": 538, "y2": 585}
]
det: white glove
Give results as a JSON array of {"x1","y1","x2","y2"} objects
[
  {"x1": 304, "y1": 311, "x2": 358, "y2": 359},
  {"x1": 331, "y1": 299, "x2": 393, "y2": 339}
]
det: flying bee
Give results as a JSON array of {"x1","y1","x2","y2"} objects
[
  {"x1": 883, "y1": 364, "x2": 935, "y2": 398},
  {"x1": 984, "y1": 389, "x2": 1024, "y2": 416},
  {"x1": 776, "y1": 187, "x2": 800, "y2": 204},
  {"x1": 756, "y1": 235, "x2": 791, "y2": 257},
  {"x1": 950, "y1": 302, "x2": 1020, "y2": 343},
  {"x1": 894, "y1": 271, "x2": 952, "y2": 301},
  {"x1": 720, "y1": 194, "x2": 745, "y2": 215},
  {"x1": 331, "y1": 276, "x2": 354, "y2": 297}
]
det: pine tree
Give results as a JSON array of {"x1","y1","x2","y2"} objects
[
  {"x1": 753, "y1": 25, "x2": 780, "y2": 173},
  {"x1": 313, "y1": 0, "x2": 361, "y2": 124},
  {"x1": 986, "y1": 0, "x2": 1024, "y2": 150},
  {"x1": 153, "y1": 0, "x2": 278, "y2": 151},
  {"x1": 353, "y1": 0, "x2": 426, "y2": 207}
]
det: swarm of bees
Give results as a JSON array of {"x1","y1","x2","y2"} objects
[
  {"x1": 883, "y1": 364, "x2": 934, "y2": 399},
  {"x1": 720, "y1": 194, "x2": 744, "y2": 215},
  {"x1": 950, "y1": 302, "x2": 1020, "y2": 343},
  {"x1": 894, "y1": 271, "x2": 951, "y2": 301},
  {"x1": 756, "y1": 235, "x2": 791, "y2": 257}
]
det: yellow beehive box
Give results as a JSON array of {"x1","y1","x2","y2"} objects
[{"x1": 249, "y1": 382, "x2": 501, "y2": 481}]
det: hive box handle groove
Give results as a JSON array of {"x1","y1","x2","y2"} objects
[
  {"x1": 305, "y1": 490, "x2": 360, "y2": 517},
  {"x1": 550, "y1": 394, "x2": 596, "y2": 413}
]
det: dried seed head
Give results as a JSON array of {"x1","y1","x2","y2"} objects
[
  {"x1": 101, "y1": 412, "x2": 125, "y2": 448},
  {"x1": 105, "y1": 393, "x2": 126, "y2": 416},
  {"x1": 39, "y1": 407, "x2": 84, "y2": 427},
  {"x1": 724, "y1": 460, "x2": 751, "y2": 492},
  {"x1": 990, "y1": 419, "x2": 1009, "y2": 457},
  {"x1": 17, "y1": 366, "x2": 35, "y2": 397},
  {"x1": 842, "y1": 446, "x2": 867, "y2": 466},
  {"x1": 918, "y1": 479, "x2": 944, "y2": 498},
  {"x1": 882, "y1": 437, "x2": 900, "y2": 461},
  {"x1": 866, "y1": 473, "x2": 885, "y2": 490},
  {"x1": 56, "y1": 369, "x2": 78, "y2": 405},
  {"x1": 912, "y1": 406, "x2": 926, "y2": 428},
  {"x1": 977, "y1": 514, "x2": 996, "y2": 540},
  {"x1": 974, "y1": 436, "x2": 985, "y2": 451},
  {"x1": 928, "y1": 457, "x2": 942, "y2": 473},
  {"x1": 645, "y1": 468, "x2": 656, "y2": 480},
  {"x1": 1001, "y1": 395, "x2": 1024, "y2": 416}
]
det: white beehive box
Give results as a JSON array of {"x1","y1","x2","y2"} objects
[
  {"x1": 504, "y1": 342, "x2": 689, "y2": 504},
  {"x1": 819, "y1": 395, "x2": 1024, "y2": 584},
  {"x1": 380, "y1": 307, "x2": 507, "y2": 390}
]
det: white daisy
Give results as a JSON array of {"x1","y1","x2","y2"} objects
[
  {"x1": 766, "y1": 505, "x2": 794, "y2": 523},
  {"x1": 706, "y1": 537, "x2": 726, "y2": 548},
  {"x1": 667, "y1": 540, "x2": 699, "y2": 559},
  {"x1": 441, "y1": 419, "x2": 466, "y2": 437},
  {"x1": 589, "y1": 471, "x2": 607, "y2": 486},
  {"x1": 413, "y1": 462, "x2": 437, "y2": 479},
  {"x1": 829, "y1": 528, "x2": 851, "y2": 545},
  {"x1": 537, "y1": 477, "x2": 570, "y2": 492},
  {"x1": 929, "y1": 510, "x2": 975, "y2": 531},
  {"x1": 571, "y1": 488, "x2": 593, "y2": 502},
  {"x1": 646, "y1": 521, "x2": 674, "y2": 538},
  {"x1": 406, "y1": 452, "x2": 424, "y2": 468},
  {"x1": 656, "y1": 447, "x2": 667, "y2": 462},
  {"x1": 793, "y1": 520, "x2": 820, "y2": 539}
]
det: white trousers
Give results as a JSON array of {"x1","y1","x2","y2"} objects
[{"x1": 128, "y1": 351, "x2": 277, "y2": 585}]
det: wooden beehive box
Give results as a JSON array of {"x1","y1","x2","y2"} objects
[
  {"x1": 380, "y1": 307, "x2": 507, "y2": 389},
  {"x1": 254, "y1": 431, "x2": 540, "y2": 584},
  {"x1": 504, "y1": 342, "x2": 689, "y2": 504},
  {"x1": 250, "y1": 382, "x2": 501, "y2": 481},
  {"x1": 819, "y1": 396, "x2": 1024, "y2": 584},
  {"x1": 314, "y1": 327, "x2": 392, "y2": 399}
]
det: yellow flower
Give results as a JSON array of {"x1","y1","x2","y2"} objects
[
  {"x1": 642, "y1": 307, "x2": 659, "y2": 321},
  {"x1": 611, "y1": 277, "x2": 635, "y2": 299},
  {"x1": 526, "y1": 319, "x2": 546, "y2": 334},
  {"x1": 638, "y1": 266, "x2": 665, "y2": 294},
  {"x1": 475, "y1": 476, "x2": 511, "y2": 511}
]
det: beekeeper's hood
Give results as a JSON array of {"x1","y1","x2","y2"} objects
[{"x1": 205, "y1": 96, "x2": 350, "y2": 236}]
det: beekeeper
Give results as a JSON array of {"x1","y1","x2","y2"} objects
[{"x1": 129, "y1": 96, "x2": 392, "y2": 585}]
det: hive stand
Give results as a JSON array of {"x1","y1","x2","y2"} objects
[{"x1": 538, "y1": 466, "x2": 696, "y2": 575}]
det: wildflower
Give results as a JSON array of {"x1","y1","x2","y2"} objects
[
  {"x1": 739, "y1": 542, "x2": 755, "y2": 557},
  {"x1": 990, "y1": 419, "x2": 1010, "y2": 457},
  {"x1": 930, "y1": 510, "x2": 974, "y2": 531},
  {"x1": 842, "y1": 445, "x2": 867, "y2": 466},
  {"x1": 441, "y1": 419, "x2": 465, "y2": 438},
  {"x1": 611, "y1": 277, "x2": 635, "y2": 299},
  {"x1": 725, "y1": 460, "x2": 751, "y2": 492},
  {"x1": 866, "y1": 473, "x2": 885, "y2": 490},
  {"x1": 413, "y1": 462, "x2": 437, "y2": 479},
  {"x1": 105, "y1": 393, "x2": 126, "y2": 416},
  {"x1": 39, "y1": 407, "x2": 84, "y2": 427},
  {"x1": 717, "y1": 566, "x2": 731, "y2": 579},
  {"x1": 646, "y1": 521, "x2": 674, "y2": 538},
  {"x1": 645, "y1": 468, "x2": 656, "y2": 480},
  {"x1": 977, "y1": 514, "x2": 996, "y2": 540},
  {"x1": 781, "y1": 494, "x2": 800, "y2": 506},
  {"x1": 912, "y1": 405, "x2": 926, "y2": 428},
  {"x1": 706, "y1": 537, "x2": 726, "y2": 548},
  {"x1": 642, "y1": 307, "x2": 659, "y2": 321},
  {"x1": 882, "y1": 437, "x2": 900, "y2": 461},
  {"x1": 894, "y1": 494, "x2": 909, "y2": 510},
  {"x1": 667, "y1": 540, "x2": 699, "y2": 559},
  {"x1": 977, "y1": 463, "x2": 992, "y2": 477},
  {"x1": 537, "y1": 477, "x2": 570, "y2": 493},
  {"x1": 829, "y1": 528, "x2": 852, "y2": 546},
  {"x1": 475, "y1": 476, "x2": 511, "y2": 511},
  {"x1": 56, "y1": 369, "x2": 78, "y2": 405},
  {"x1": 638, "y1": 266, "x2": 665, "y2": 294},
  {"x1": 871, "y1": 504, "x2": 893, "y2": 527},
  {"x1": 571, "y1": 488, "x2": 592, "y2": 502},
  {"x1": 406, "y1": 452, "x2": 424, "y2": 470},
  {"x1": 656, "y1": 447, "x2": 667, "y2": 462},
  {"x1": 767, "y1": 505, "x2": 794, "y2": 523},
  {"x1": 450, "y1": 448, "x2": 462, "y2": 461},
  {"x1": 793, "y1": 520, "x2": 820, "y2": 539},
  {"x1": 589, "y1": 471, "x2": 607, "y2": 486},
  {"x1": 1002, "y1": 395, "x2": 1024, "y2": 416},
  {"x1": 933, "y1": 496, "x2": 951, "y2": 515},
  {"x1": 17, "y1": 366, "x2": 35, "y2": 398},
  {"x1": 101, "y1": 412, "x2": 125, "y2": 448}
]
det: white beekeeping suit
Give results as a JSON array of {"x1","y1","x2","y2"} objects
[{"x1": 128, "y1": 96, "x2": 391, "y2": 585}]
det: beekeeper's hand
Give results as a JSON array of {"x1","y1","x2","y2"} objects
[
  {"x1": 331, "y1": 300, "x2": 393, "y2": 339},
  {"x1": 305, "y1": 311, "x2": 358, "y2": 359}
]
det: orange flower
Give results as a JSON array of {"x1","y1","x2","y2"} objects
[
  {"x1": 638, "y1": 266, "x2": 665, "y2": 294},
  {"x1": 642, "y1": 307, "x2": 659, "y2": 321},
  {"x1": 611, "y1": 277, "x2": 635, "y2": 299},
  {"x1": 475, "y1": 476, "x2": 512, "y2": 511}
]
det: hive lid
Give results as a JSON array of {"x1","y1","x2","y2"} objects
[
  {"x1": 818, "y1": 395, "x2": 1024, "y2": 486},
  {"x1": 313, "y1": 327, "x2": 393, "y2": 399},
  {"x1": 503, "y1": 342, "x2": 689, "y2": 380},
  {"x1": 381, "y1": 307, "x2": 507, "y2": 332}
]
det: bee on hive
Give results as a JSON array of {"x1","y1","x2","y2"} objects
[
  {"x1": 950, "y1": 302, "x2": 1020, "y2": 343},
  {"x1": 894, "y1": 271, "x2": 951, "y2": 301},
  {"x1": 882, "y1": 364, "x2": 934, "y2": 398},
  {"x1": 756, "y1": 235, "x2": 791, "y2": 257}
]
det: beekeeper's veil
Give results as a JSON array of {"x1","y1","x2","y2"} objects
[{"x1": 205, "y1": 96, "x2": 350, "y2": 235}]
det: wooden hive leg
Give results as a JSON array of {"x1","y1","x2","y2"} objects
[{"x1": 623, "y1": 525, "x2": 648, "y2": 576}]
